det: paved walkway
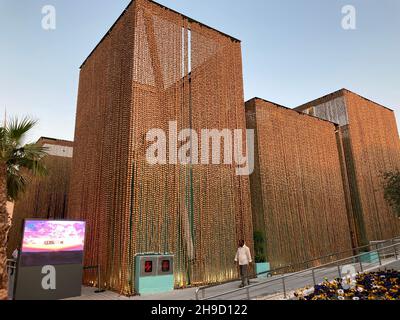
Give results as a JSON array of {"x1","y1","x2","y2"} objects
[
  {"x1": 67, "y1": 258, "x2": 400, "y2": 301},
  {"x1": 67, "y1": 278, "x2": 267, "y2": 300}
]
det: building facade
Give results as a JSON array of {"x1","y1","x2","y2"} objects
[
  {"x1": 246, "y1": 98, "x2": 353, "y2": 269},
  {"x1": 296, "y1": 89, "x2": 400, "y2": 245},
  {"x1": 68, "y1": 0, "x2": 253, "y2": 295},
  {"x1": 7, "y1": 137, "x2": 73, "y2": 256}
]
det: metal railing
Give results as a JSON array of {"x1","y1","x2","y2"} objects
[
  {"x1": 195, "y1": 237, "x2": 400, "y2": 300},
  {"x1": 6, "y1": 259, "x2": 17, "y2": 300},
  {"x1": 6, "y1": 259, "x2": 17, "y2": 268},
  {"x1": 257, "y1": 236, "x2": 400, "y2": 277},
  {"x1": 198, "y1": 241, "x2": 400, "y2": 300},
  {"x1": 6, "y1": 259, "x2": 17, "y2": 279}
]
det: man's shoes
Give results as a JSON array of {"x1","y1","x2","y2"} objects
[{"x1": 239, "y1": 284, "x2": 245, "y2": 288}]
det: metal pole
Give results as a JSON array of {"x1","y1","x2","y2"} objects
[
  {"x1": 337, "y1": 264, "x2": 342, "y2": 278},
  {"x1": 377, "y1": 250, "x2": 382, "y2": 266},
  {"x1": 94, "y1": 265, "x2": 104, "y2": 293},
  {"x1": 282, "y1": 278, "x2": 287, "y2": 299},
  {"x1": 394, "y1": 244, "x2": 398, "y2": 260},
  {"x1": 97, "y1": 265, "x2": 101, "y2": 292},
  {"x1": 359, "y1": 260, "x2": 363, "y2": 273},
  {"x1": 202, "y1": 288, "x2": 205, "y2": 300},
  {"x1": 312, "y1": 269, "x2": 316, "y2": 286},
  {"x1": 246, "y1": 287, "x2": 250, "y2": 300}
]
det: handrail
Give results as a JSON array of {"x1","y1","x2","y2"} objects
[
  {"x1": 257, "y1": 236, "x2": 400, "y2": 277},
  {"x1": 201, "y1": 242, "x2": 400, "y2": 300},
  {"x1": 196, "y1": 237, "x2": 400, "y2": 300},
  {"x1": 6, "y1": 259, "x2": 17, "y2": 271},
  {"x1": 195, "y1": 235, "x2": 400, "y2": 300}
]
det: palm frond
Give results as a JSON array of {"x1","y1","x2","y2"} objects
[
  {"x1": 8, "y1": 143, "x2": 48, "y2": 176},
  {"x1": 6, "y1": 165, "x2": 30, "y2": 201},
  {"x1": 1, "y1": 115, "x2": 48, "y2": 200},
  {"x1": 6, "y1": 117, "x2": 38, "y2": 145},
  {"x1": 16, "y1": 157, "x2": 48, "y2": 177},
  {"x1": 19, "y1": 143, "x2": 48, "y2": 160},
  {"x1": 0, "y1": 127, "x2": 6, "y2": 140},
  {"x1": 0, "y1": 127, "x2": 10, "y2": 158}
]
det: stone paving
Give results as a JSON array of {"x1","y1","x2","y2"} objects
[
  {"x1": 67, "y1": 259, "x2": 400, "y2": 301},
  {"x1": 67, "y1": 278, "x2": 265, "y2": 301}
]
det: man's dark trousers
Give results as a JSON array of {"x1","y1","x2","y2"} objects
[{"x1": 240, "y1": 264, "x2": 249, "y2": 286}]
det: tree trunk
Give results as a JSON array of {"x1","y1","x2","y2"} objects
[
  {"x1": 0, "y1": 163, "x2": 10, "y2": 300},
  {"x1": 6, "y1": 202, "x2": 14, "y2": 219}
]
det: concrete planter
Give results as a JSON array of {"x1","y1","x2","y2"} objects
[
  {"x1": 255, "y1": 262, "x2": 270, "y2": 277},
  {"x1": 359, "y1": 251, "x2": 379, "y2": 263}
]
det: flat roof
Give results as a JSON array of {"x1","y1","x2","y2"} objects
[
  {"x1": 246, "y1": 97, "x2": 340, "y2": 126},
  {"x1": 37, "y1": 137, "x2": 74, "y2": 147},
  {"x1": 296, "y1": 88, "x2": 394, "y2": 113},
  {"x1": 80, "y1": 0, "x2": 241, "y2": 69}
]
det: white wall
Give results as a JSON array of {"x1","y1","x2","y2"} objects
[{"x1": 43, "y1": 144, "x2": 73, "y2": 158}]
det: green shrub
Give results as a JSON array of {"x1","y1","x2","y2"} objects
[{"x1": 253, "y1": 231, "x2": 267, "y2": 263}]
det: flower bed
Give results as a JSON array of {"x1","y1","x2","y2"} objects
[{"x1": 294, "y1": 270, "x2": 400, "y2": 300}]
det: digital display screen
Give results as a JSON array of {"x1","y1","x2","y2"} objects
[
  {"x1": 161, "y1": 260, "x2": 170, "y2": 272},
  {"x1": 144, "y1": 261, "x2": 153, "y2": 273},
  {"x1": 21, "y1": 220, "x2": 86, "y2": 253}
]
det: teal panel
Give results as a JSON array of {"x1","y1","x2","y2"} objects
[
  {"x1": 137, "y1": 275, "x2": 174, "y2": 295},
  {"x1": 360, "y1": 251, "x2": 379, "y2": 263},
  {"x1": 134, "y1": 255, "x2": 174, "y2": 295},
  {"x1": 256, "y1": 262, "x2": 270, "y2": 276}
]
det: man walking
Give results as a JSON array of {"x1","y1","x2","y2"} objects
[{"x1": 234, "y1": 240, "x2": 252, "y2": 288}]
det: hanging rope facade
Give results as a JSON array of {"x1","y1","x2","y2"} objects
[
  {"x1": 68, "y1": 0, "x2": 253, "y2": 295},
  {"x1": 246, "y1": 98, "x2": 353, "y2": 269},
  {"x1": 297, "y1": 89, "x2": 400, "y2": 244}
]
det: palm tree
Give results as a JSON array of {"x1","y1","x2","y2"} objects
[{"x1": 0, "y1": 117, "x2": 47, "y2": 300}]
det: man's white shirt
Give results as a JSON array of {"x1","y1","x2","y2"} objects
[{"x1": 234, "y1": 245, "x2": 252, "y2": 265}]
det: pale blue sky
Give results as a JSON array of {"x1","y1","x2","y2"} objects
[{"x1": 1, "y1": 0, "x2": 399, "y2": 141}]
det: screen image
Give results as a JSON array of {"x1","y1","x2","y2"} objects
[
  {"x1": 22, "y1": 220, "x2": 86, "y2": 253},
  {"x1": 145, "y1": 261, "x2": 153, "y2": 273},
  {"x1": 161, "y1": 260, "x2": 170, "y2": 272}
]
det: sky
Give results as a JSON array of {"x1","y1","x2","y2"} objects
[{"x1": 1, "y1": 0, "x2": 399, "y2": 142}]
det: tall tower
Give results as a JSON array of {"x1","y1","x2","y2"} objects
[{"x1": 68, "y1": 0, "x2": 253, "y2": 295}]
